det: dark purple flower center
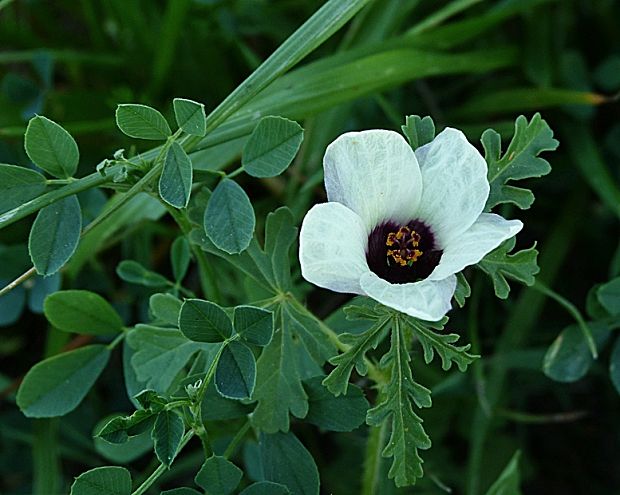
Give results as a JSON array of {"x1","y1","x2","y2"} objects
[{"x1": 366, "y1": 219, "x2": 442, "y2": 284}]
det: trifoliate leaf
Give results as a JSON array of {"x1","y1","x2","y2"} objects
[
  {"x1": 70, "y1": 466, "x2": 131, "y2": 495},
  {"x1": 239, "y1": 482, "x2": 290, "y2": 495},
  {"x1": 215, "y1": 341, "x2": 256, "y2": 400},
  {"x1": 44, "y1": 290, "x2": 123, "y2": 335},
  {"x1": 405, "y1": 316, "x2": 478, "y2": 372},
  {"x1": 17, "y1": 345, "x2": 110, "y2": 418},
  {"x1": 483, "y1": 113, "x2": 558, "y2": 210},
  {"x1": 126, "y1": 325, "x2": 217, "y2": 393},
  {"x1": 0, "y1": 164, "x2": 46, "y2": 214},
  {"x1": 242, "y1": 116, "x2": 304, "y2": 178},
  {"x1": 29, "y1": 195, "x2": 82, "y2": 276},
  {"x1": 543, "y1": 322, "x2": 611, "y2": 383},
  {"x1": 115, "y1": 104, "x2": 171, "y2": 140},
  {"x1": 234, "y1": 305, "x2": 274, "y2": 346},
  {"x1": 173, "y1": 98, "x2": 206, "y2": 137},
  {"x1": 609, "y1": 337, "x2": 620, "y2": 395},
  {"x1": 366, "y1": 324, "x2": 432, "y2": 487},
  {"x1": 171, "y1": 236, "x2": 191, "y2": 282},
  {"x1": 401, "y1": 115, "x2": 435, "y2": 150},
  {"x1": 597, "y1": 277, "x2": 620, "y2": 316},
  {"x1": 195, "y1": 456, "x2": 243, "y2": 495},
  {"x1": 24, "y1": 116, "x2": 79, "y2": 178},
  {"x1": 152, "y1": 410, "x2": 184, "y2": 467},
  {"x1": 159, "y1": 142, "x2": 193, "y2": 208},
  {"x1": 116, "y1": 260, "x2": 170, "y2": 287},
  {"x1": 478, "y1": 237, "x2": 539, "y2": 299},
  {"x1": 204, "y1": 179, "x2": 255, "y2": 254},
  {"x1": 96, "y1": 409, "x2": 156, "y2": 444},
  {"x1": 179, "y1": 298, "x2": 233, "y2": 343}
]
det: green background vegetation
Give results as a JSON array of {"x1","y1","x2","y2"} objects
[{"x1": 1, "y1": 0, "x2": 619, "y2": 494}]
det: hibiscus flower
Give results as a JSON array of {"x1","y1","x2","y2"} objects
[{"x1": 299, "y1": 128, "x2": 522, "y2": 321}]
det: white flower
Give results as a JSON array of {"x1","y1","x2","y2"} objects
[{"x1": 299, "y1": 128, "x2": 523, "y2": 321}]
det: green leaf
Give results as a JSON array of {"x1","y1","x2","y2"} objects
[
  {"x1": 304, "y1": 376, "x2": 368, "y2": 432},
  {"x1": 543, "y1": 322, "x2": 611, "y2": 383},
  {"x1": 484, "y1": 451, "x2": 522, "y2": 495},
  {"x1": 179, "y1": 298, "x2": 233, "y2": 342},
  {"x1": 405, "y1": 316, "x2": 477, "y2": 372},
  {"x1": 149, "y1": 293, "x2": 182, "y2": 326},
  {"x1": 161, "y1": 489, "x2": 202, "y2": 495},
  {"x1": 259, "y1": 432, "x2": 319, "y2": 495},
  {"x1": 195, "y1": 456, "x2": 243, "y2": 495},
  {"x1": 401, "y1": 115, "x2": 435, "y2": 150},
  {"x1": 173, "y1": 98, "x2": 206, "y2": 137},
  {"x1": 478, "y1": 238, "x2": 539, "y2": 299},
  {"x1": 234, "y1": 305, "x2": 274, "y2": 346},
  {"x1": 171, "y1": 236, "x2": 191, "y2": 282},
  {"x1": 366, "y1": 323, "x2": 432, "y2": 487},
  {"x1": 152, "y1": 410, "x2": 184, "y2": 467},
  {"x1": 116, "y1": 260, "x2": 170, "y2": 287},
  {"x1": 134, "y1": 389, "x2": 169, "y2": 411},
  {"x1": 323, "y1": 317, "x2": 391, "y2": 396},
  {"x1": 29, "y1": 194, "x2": 82, "y2": 276},
  {"x1": 70, "y1": 466, "x2": 131, "y2": 495},
  {"x1": 96, "y1": 409, "x2": 156, "y2": 444},
  {"x1": 597, "y1": 277, "x2": 620, "y2": 316},
  {"x1": 24, "y1": 115, "x2": 79, "y2": 178},
  {"x1": 115, "y1": 104, "x2": 171, "y2": 140},
  {"x1": 454, "y1": 272, "x2": 471, "y2": 308},
  {"x1": 0, "y1": 164, "x2": 46, "y2": 214},
  {"x1": 609, "y1": 337, "x2": 620, "y2": 395},
  {"x1": 194, "y1": 207, "x2": 297, "y2": 293},
  {"x1": 204, "y1": 179, "x2": 255, "y2": 254},
  {"x1": 215, "y1": 341, "x2": 256, "y2": 400},
  {"x1": 44, "y1": 290, "x2": 123, "y2": 335},
  {"x1": 159, "y1": 142, "x2": 193, "y2": 209},
  {"x1": 17, "y1": 344, "x2": 110, "y2": 418},
  {"x1": 93, "y1": 415, "x2": 153, "y2": 463},
  {"x1": 252, "y1": 301, "x2": 335, "y2": 433},
  {"x1": 201, "y1": 380, "x2": 250, "y2": 421},
  {"x1": 242, "y1": 116, "x2": 304, "y2": 178},
  {"x1": 482, "y1": 113, "x2": 558, "y2": 210},
  {"x1": 239, "y1": 482, "x2": 291, "y2": 495},
  {"x1": 126, "y1": 325, "x2": 217, "y2": 393}
]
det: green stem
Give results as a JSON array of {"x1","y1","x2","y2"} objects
[
  {"x1": 106, "y1": 331, "x2": 126, "y2": 350},
  {"x1": 532, "y1": 280, "x2": 597, "y2": 358},
  {"x1": 131, "y1": 430, "x2": 195, "y2": 495},
  {"x1": 223, "y1": 420, "x2": 252, "y2": 459},
  {"x1": 0, "y1": 164, "x2": 122, "y2": 230},
  {"x1": 361, "y1": 414, "x2": 388, "y2": 495},
  {"x1": 33, "y1": 419, "x2": 60, "y2": 495}
]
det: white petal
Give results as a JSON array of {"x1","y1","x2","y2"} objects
[
  {"x1": 415, "y1": 128, "x2": 490, "y2": 247},
  {"x1": 299, "y1": 202, "x2": 369, "y2": 294},
  {"x1": 324, "y1": 129, "x2": 422, "y2": 230},
  {"x1": 360, "y1": 272, "x2": 456, "y2": 321},
  {"x1": 427, "y1": 213, "x2": 523, "y2": 281}
]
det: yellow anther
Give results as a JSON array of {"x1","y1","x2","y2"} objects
[{"x1": 385, "y1": 226, "x2": 424, "y2": 266}]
